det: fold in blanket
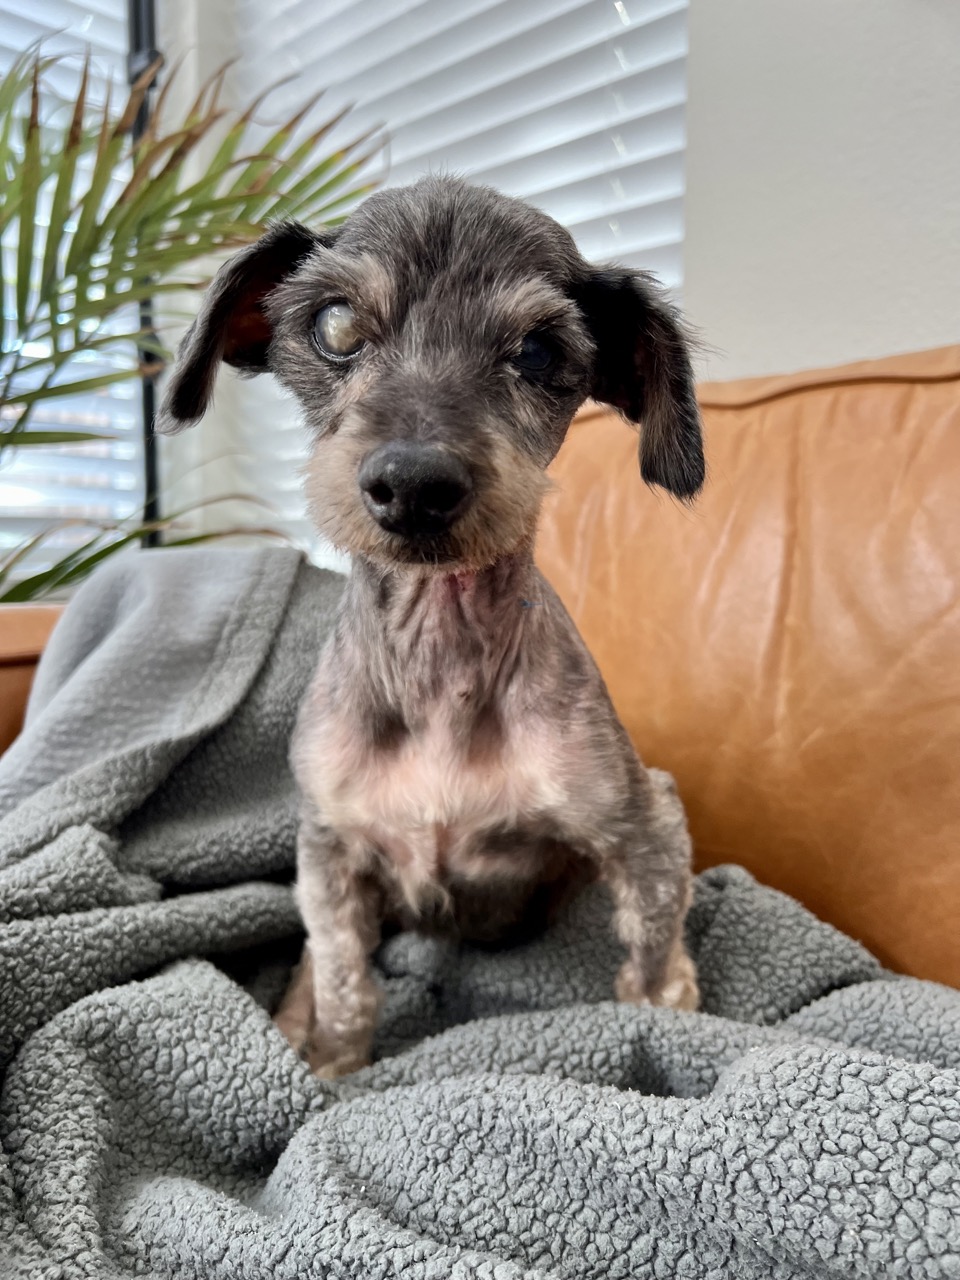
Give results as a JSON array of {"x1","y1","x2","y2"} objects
[{"x1": 0, "y1": 547, "x2": 957, "y2": 1279}]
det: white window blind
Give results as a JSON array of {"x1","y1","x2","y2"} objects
[
  {"x1": 0, "y1": 3, "x2": 144, "y2": 572},
  {"x1": 238, "y1": 0, "x2": 687, "y2": 284},
  {"x1": 167, "y1": 0, "x2": 688, "y2": 554}
]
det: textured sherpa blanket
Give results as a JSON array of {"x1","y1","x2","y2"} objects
[{"x1": 0, "y1": 546, "x2": 958, "y2": 1280}]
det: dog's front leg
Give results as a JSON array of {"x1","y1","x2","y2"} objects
[
  {"x1": 600, "y1": 769, "x2": 699, "y2": 1012},
  {"x1": 293, "y1": 817, "x2": 383, "y2": 1077}
]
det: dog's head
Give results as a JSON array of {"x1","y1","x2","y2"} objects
[{"x1": 158, "y1": 176, "x2": 704, "y2": 569}]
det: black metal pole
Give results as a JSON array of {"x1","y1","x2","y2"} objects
[{"x1": 126, "y1": 0, "x2": 161, "y2": 546}]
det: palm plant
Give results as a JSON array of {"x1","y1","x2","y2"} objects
[{"x1": 0, "y1": 45, "x2": 382, "y2": 600}]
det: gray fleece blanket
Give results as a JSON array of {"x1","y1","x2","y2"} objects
[{"x1": 0, "y1": 547, "x2": 958, "y2": 1280}]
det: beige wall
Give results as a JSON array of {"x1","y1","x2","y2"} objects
[{"x1": 683, "y1": 0, "x2": 960, "y2": 380}]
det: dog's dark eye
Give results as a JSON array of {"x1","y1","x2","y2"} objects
[
  {"x1": 314, "y1": 302, "x2": 364, "y2": 361},
  {"x1": 512, "y1": 333, "x2": 555, "y2": 376}
]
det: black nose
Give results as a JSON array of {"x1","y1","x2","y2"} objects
[{"x1": 358, "y1": 442, "x2": 474, "y2": 537}]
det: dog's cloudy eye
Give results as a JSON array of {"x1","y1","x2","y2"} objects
[
  {"x1": 314, "y1": 303, "x2": 364, "y2": 360},
  {"x1": 513, "y1": 333, "x2": 554, "y2": 375}
]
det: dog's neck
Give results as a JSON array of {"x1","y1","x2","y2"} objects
[{"x1": 340, "y1": 549, "x2": 541, "y2": 720}]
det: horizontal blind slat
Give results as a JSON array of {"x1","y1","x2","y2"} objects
[{"x1": 0, "y1": 6, "x2": 127, "y2": 66}]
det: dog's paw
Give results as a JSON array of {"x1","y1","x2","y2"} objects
[
  {"x1": 615, "y1": 947, "x2": 700, "y2": 1013},
  {"x1": 650, "y1": 949, "x2": 700, "y2": 1012},
  {"x1": 305, "y1": 1044, "x2": 370, "y2": 1079},
  {"x1": 614, "y1": 958, "x2": 652, "y2": 1006}
]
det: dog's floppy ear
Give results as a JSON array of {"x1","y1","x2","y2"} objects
[
  {"x1": 155, "y1": 220, "x2": 324, "y2": 434},
  {"x1": 575, "y1": 268, "x2": 704, "y2": 500}
]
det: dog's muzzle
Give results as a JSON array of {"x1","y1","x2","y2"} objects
[{"x1": 358, "y1": 442, "x2": 474, "y2": 538}]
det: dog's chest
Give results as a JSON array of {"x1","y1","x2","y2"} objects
[{"x1": 305, "y1": 696, "x2": 566, "y2": 890}]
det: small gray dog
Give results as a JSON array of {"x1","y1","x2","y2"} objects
[{"x1": 158, "y1": 176, "x2": 704, "y2": 1076}]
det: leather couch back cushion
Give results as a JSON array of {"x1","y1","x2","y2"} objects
[
  {"x1": 0, "y1": 605, "x2": 63, "y2": 756},
  {"x1": 538, "y1": 346, "x2": 960, "y2": 987}
]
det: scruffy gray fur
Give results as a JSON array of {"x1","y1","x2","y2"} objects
[{"x1": 157, "y1": 176, "x2": 705, "y2": 1076}]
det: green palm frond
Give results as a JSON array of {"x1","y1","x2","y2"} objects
[
  {"x1": 0, "y1": 494, "x2": 288, "y2": 602},
  {"x1": 0, "y1": 45, "x2": 384, "y2": 450}
]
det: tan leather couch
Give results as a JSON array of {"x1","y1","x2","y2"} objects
[
  {"x1": 540, "y1": 344, "x2": 960, "y2": 988},
  {"x1": 2, "y1": 345, "x2": 958, "y2": 986},
  {"x1": 0, "y1": 605, "x2": 62, "y2": 757}
]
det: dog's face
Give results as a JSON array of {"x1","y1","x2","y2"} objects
[{"x1": 158, "y1": 177, "x2": 704, "y2": 569}]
